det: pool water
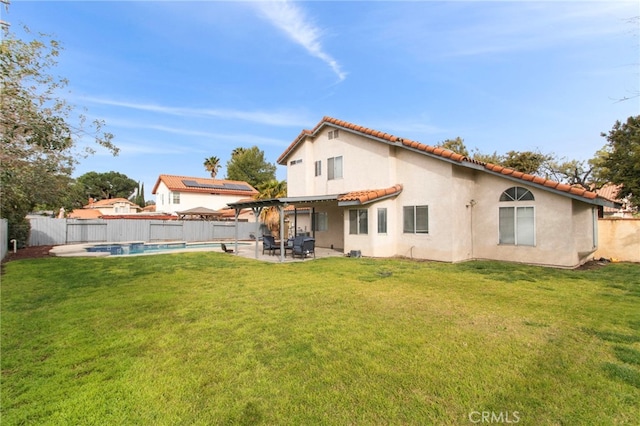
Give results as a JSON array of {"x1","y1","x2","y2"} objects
[{"x1": 85, "y1": 242, "x2": 237, "y2": 256}]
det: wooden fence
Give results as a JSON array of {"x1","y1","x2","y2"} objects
[{"x1": 28, "y1": 218, "x2": 259, "y2": 246}]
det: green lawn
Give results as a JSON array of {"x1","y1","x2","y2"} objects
[{"x1": 1, "y1": 254, "x2": 639, "y2": 425}]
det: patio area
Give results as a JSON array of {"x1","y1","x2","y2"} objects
[{"x1": 229, "y1": 240, "x2": 345, "y2": 263}]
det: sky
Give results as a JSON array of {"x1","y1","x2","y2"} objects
[{"x1": 5, "y1": 1, "x2": 639, "y2": 200}]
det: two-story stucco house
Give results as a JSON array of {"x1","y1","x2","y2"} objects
[
  {"x1": 152, "y1": 174, "x2": 258, "y2": 215},
  {"x1": 232, "y1": 117, "x2": 613, "y2": 268}
]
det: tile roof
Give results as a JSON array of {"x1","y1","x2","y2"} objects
[
  {"x1": 67, "y1": 209, "x2": 103, "y2": 219},
  {"x1": 151, "y1": 174, "x2": 258, "y2": 196},
  {"x1": 278, "y1": 116, "x2": 600, "y2": 202},
  {"x1": 84, "y1": 198, "x2": 140, "y2": 209},
  {"x1": 338, "y1": 184, "x2": 403, "y2": 205}
]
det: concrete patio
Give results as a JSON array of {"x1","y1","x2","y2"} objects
[{"x1": 229, "y1": 240, "x2": 345, "y2": 263}]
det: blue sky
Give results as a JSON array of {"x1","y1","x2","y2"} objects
[{"x1": 6, "y1": 1, "x2": 639, "y2": 199}]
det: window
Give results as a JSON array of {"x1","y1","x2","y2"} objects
[
  {"x1": 377, "y1": 208, "x2": 387, "y2": 234},
  {"x1": 328, "y1": 129, "x2": 340, "y2": 139},
  {"x1": 500, "y1": 186, "x2": 534, "y2": 201},
  {"x1": 289, "y1": 159, "x2": 302, "y2": 165},
  {"x1": 499, "y1": 187, "x2": 535, "y2": 246},
  {"x1": 349, "y1": 209, "x2": 368, "y2": 234},
  {"x1": 403, "y1": 205, "x2": 429, "y2": 233},
  {"x1": 172, "y1": 193, "x2": 180, "y2": 204},
  {"x1": 315, "y1": 160, "x2": 322, "y2": 177},
  {"x1": 313, "y1": 211, "x2": 328, "y2": 232},
  {"x1": 328, "y1": 156, "x2": 343, "y2": 180}
]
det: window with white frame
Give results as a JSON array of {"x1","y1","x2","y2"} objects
[
  {"x1": 315, "y1": 160, "x2": 322, "y2": 177},
  {"x1": 328, "y1": 129, "x2": 340, "y2": 139},
  {"x1": 328, "y1": 156, "x2": 343, "y2": 180},
  {"x1": 403, "y1": 205, "x2": 429, "y2": 234},
  {"x1": 377, "y1": 208, "x2": 387, "y2": 234},
  {"x1": 313, "y1": 211, "x2": 328, "y2": 232},
  {"x1": 172, "y1": 192, "x2": 180, "y2": 204},
  {"x1": 499, "y1": 187, "x2": 535, "y2": 246},
  {"x1": 349, "y1": 209, "x2": 368, "y2": 234}
]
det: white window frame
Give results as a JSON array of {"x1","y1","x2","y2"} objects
[
  {"x1": 315, "y1": 160, "x2": 322, "y2": 177},
  {"x1": 172, "y1": 192, "x2": 180, "y2": 204},
  {"x1": 349, "y1": 209, "x2": 368, "y2": 235},
  {"x1": 313, "y1": 211, "x2": 328, "y2": 232},
  {"x1": 403, "y1": 205, "x2": 429, "y2": 234},
  {"x1": 377, "y1": 208, "x2": 387, "y2": 234},
  {"x1": 328, "y1": 156, "x2": 343, "y2": 180},
  {"x1": 499, "y1": 187, "x2": 535, "y2": 246}
]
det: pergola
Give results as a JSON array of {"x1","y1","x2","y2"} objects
[{"x1": 227, "y1": 195, "x2": 341, "y2": 262}]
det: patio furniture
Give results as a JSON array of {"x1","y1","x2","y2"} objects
[
  {"x1": 292, "y1": 237, "x2": 315, "y2": 259},
  {"x1": 221, "y1": 243, "x2": 234, "y2": 253},
  {"x1": 262, "y1": 235, "x2": 279, "y2": 256}
]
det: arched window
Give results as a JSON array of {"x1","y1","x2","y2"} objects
[
  {"x1": 499, "y1": 187, "x2": 535, "y2": 246},
  {"x1": 499, "y1": 186, "x2": 534, "y2": 202}
]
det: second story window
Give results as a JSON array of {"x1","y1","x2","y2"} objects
[
  {"x1": 328, "y1": 156, "x2": 343, "y2": 180},
  {"x1": 172, "y1": 193, "x2": 180, "y2": 204},
  {"x1": 315, "y1": 160, "x2": 322, "y2": 176},
  {"x1": 328, "y1": 129, "x2": 340, "y2": 139}
]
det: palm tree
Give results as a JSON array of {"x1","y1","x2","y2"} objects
[
  {"x1": 203, "y1": 156, "x2": 220, "y2": 178},
  {"x1": 256, "y1": 180, "x2": 287, "y2": 236}
]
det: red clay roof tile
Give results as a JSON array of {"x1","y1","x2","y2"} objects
[
  {"x1": 338, "y1": 184, "x2": 403, "y2": 205},
  {"x1": 277, "y1": 117, "x2": 600, "y2": 202},
  {"x1": 152, "y1": 175, "x2": 258, "y2": 196}
]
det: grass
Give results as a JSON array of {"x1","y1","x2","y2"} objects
[{"x1": 1, "y1": 254, "x2": 639, "y2": 425}]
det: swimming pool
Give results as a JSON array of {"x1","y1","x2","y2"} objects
[{"x1": 48, "y1": 241, "x2": 248, "y2": 257}]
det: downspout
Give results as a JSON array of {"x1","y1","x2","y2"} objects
[{"x1": 467, "y1": 199, "x2": 476, "y2": 259}]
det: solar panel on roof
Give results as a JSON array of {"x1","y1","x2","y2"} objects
[
  {"x1": 182, "y1": 179, "x2": 200, "y2": 187},
  {"x1": 182, "y1": 179, "x2": 252, "y2": 191},
  {"x1": 224, "y1": 183, "x2": 252, "y2": 191}
]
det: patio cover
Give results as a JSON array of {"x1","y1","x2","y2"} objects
[{"x1": 227, "y1": 195, "x2": 342, "y2": 262}]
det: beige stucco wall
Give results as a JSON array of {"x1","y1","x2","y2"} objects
[
  {"x1": 471, "y1": 173, "x2": 597, "y2": 268},
  {"x1": 284, "y1": 125, "x2": 600, "y2": 268},
  {"x1": 593, "y1": 218, "x2": 640, "y2": 262}
]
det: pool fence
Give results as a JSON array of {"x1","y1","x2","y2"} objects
[{"x1": 28, "y1": 218, "x2": 258, "y2": 246}]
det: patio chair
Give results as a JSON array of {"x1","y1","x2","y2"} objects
[
  {"x1": 292, "y1": 237, "x2": 315, "y2": 259},
  {"x1": 262, "y1": 235, "x2": 279, "y2": 256},
  {"x1": 221, "y1": 243, "x2": 234, "y2": 253}
]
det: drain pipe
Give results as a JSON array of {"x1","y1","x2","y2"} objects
[{"x1": 10, "y1": 239, "x2": 17, "y2": 253}]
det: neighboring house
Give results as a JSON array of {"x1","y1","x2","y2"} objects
[
  {"x1": 152, "y1": 175, "x2": 258, "y2": 214},
  {"x1": 68, "y1": 198, "x2": 142, "y2": 218},
  {"x1": 264, "y1": 116, "x2": 614, "y2": 268},
  {"x1": 596, "y1": 183, "x2": 636, "y2": 218}
]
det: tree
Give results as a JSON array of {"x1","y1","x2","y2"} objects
[
  {"x1": 596, "y1": 115, "x2": 640, "y2": 204},
  {"x1": 500, "y1": 150, "x2": 553, "y2": 175},
  {"x1": 131, "y1": 181, "x2": 145, "y2": 207},
  {"x1": 203, "y1": 156, "x2": 220, "y2": 178},
  {"x1": 1, "y1": 26, "x2": 117, "y2": 245},
  {"x1": 437, "y1": 137, "x2": 469, "y2": 157},
  {"x1": 225, "y1": 146, "x2": 276, "y2": 188},
  {"x1": 231, "y1": 147, "x2": 246, "y2": 158},
  {"x1": 256, "y1": 179, "x2": 287, "y2": 236},
  {"x1": 76, "y1": 171, "x2": 137, "y2": 200}
]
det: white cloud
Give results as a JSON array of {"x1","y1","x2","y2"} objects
[
  {"x1": 255, "y1": 0, "x2": 346, "y2": 82},
  {"x1": 79, "y1": 96, "x2": 310, "y2": 128}
]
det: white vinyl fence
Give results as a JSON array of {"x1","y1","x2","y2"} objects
[{"x1": 28, "y1": 218, "x2": 258, "y2": 246}]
